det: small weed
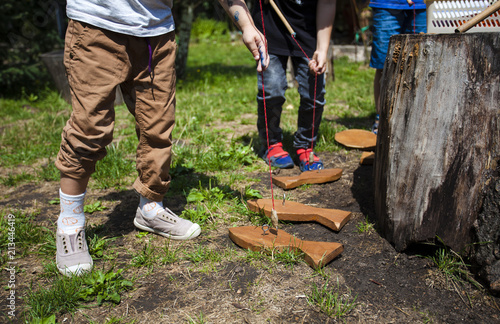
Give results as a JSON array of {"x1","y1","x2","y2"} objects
[
  {"x1": 48, "y1": 198, "x2": 60, "y2": 205},
  {"x1": 298, "y1": 183, "x2": 313, "y2": 190},
  {"x1": 242, "y1": 248, "x2": 267, "y2": 263},
  {"x1": 39, "y1": 261, "x2": 60, "y2": 278},
  {"x1": 313, "y1": 266, "x2": 332, "y2": 280},
  {"x1": 135, "y1": 231, "x2": 149, "y2": 239},
  {"x1": 131, "y1": 242, "x2": 159, "y2": 268},
  {"x1": 184, "y1": 245, "x2": 223, "y2": 264},
  {"x1": 355, "y1": 216, "x2": 375, "y2": 234},
  {"x1": 271, "y1": 247, "x2": 304, "y2": 268},
  {"x1": 307, "y1": 278, "x2": 358, "y2": 318},
  {"x1": 24, "y1": 276, "x2": 85, "y2": 321},
  {"x1": 160, "y1": 240, "x2": 181, "y2": 265},
  {"x1": 183, "y1": 181, "x2": 237, "y2": 227},
  {"x1": 85, "y1": 224, "x2": 116, "y2": 260},
  {"x1": 244, "y1": 187, "x2": 262, "y2": 199},
  {"x1": 176, "y1": 140, "x2": 258, "y2": 173},
  {"x1": 241, "y1": 245, "x2": 304, "y2": 269},
  {"x1": 181, "y1": 207, "x2": 212, "y2": 228},
  {"x1": 88, "y1": 234, "x2": 116, "y2": 260},
  {"x1": 0, "y1": 210, "x2": 53, "y2": 260},
  {"x1": 186, "y1": 181, "x2": 231, "y2": 204},
  {"x1": 247, "y1": 209, "x2": 270, "y2": 227},
  {"x1": 186, "y1": 311, "x2": 206, "y2": 324},
  {"x1": 84, "y1": 201, "x2": 108, "y2": 214},
  {"x1": 79, "y1": 268, "x2": 133, "y2": 305},
  {"x1": 426, "y1": 246, "x2": 482, "y2": 290}
]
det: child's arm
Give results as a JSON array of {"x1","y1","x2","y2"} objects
[
  {"x1": 218, "y1": 0, "x2": 269, "y2": 72},
  {"x1": 309, "y1": 0, "x2": 336, "y2": 74}
]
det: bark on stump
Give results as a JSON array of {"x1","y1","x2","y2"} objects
[{"x1": 373, "y1": 33, "x2": 500, "y2": 292}]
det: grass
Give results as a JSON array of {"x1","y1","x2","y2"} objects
[
  {"x1": 0, "y1": 18, "x2": 379, "y2": 322},
  {"x1": 355, "y1": 216, "x2": 375, "y2": 234},
  {"x1": 25, "y1": 268, "x2": 133, "y2": 321},
  {"x1": 0, "y1": 45, "x2": 374, "y2": 191},
  {"x1": 307, "y1": 277, "x2": 358, "y2": 318},
  {"x1": 0, "y1": 210, "x2": 53, "y2": 261},
  {"x1": 426, "y1": 245, "x2": 482, "y2": 290}
]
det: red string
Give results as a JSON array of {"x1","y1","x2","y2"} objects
[
  {"x1": 311, "y1": 73, "x2": 317, "y2": 152},
  {"x1": 258, "y1": 1, "x2": 319, "y2": 206},
  {"x1": 291, "y1": 36, "x2": 318, "y2": 152},
  {"x1": 413, "y1": 7, "x2": 416, "y2": 34},
  {"x1": 259, "y1": 0, "x2": 275, "y2": 211}
]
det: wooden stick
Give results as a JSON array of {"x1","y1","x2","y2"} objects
[
  {"x1": 269, "y1": 0, "x2": 296, "y2": 37},
  {"x1": 455, "y1": 1, "x2": 500, "y2": 33}
]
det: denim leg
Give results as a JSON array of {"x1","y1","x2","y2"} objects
[
  {"x1": 402, "y1": 9, "x2": 427, "y2": 34},
  {"x1": 292, "y1": 57, "x2": 326, "y2": 150},
  {"x1": 257, "y1": 54, "x2": 288, "y2": 149}
]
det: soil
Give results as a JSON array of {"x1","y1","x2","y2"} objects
[{"x1": 1, "y1": 149, "x2": 500, "y2": 323}]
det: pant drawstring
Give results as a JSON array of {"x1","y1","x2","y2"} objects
[
  {"x1": 146, "y1": 38, "x2": 155, "y2": 100},
  {"x1": 146, "y1": 38, "x2": 154, "y2": 81}
]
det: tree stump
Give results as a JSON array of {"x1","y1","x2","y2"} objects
[{"x1": 373, "y1": 34, "x2": 499, "y2": 270}]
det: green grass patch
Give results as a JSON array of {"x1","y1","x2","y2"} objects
[
  {"x1": 307, "y1": 278, "x2": 358, "y2": 318},
  {"x1": 24, "y1": 268, "x2": 133, "y2": 322},
  {"x1": 355, "y1": 216, "x2": 375, "y2": 234},
  {"x1": 0, "y1": 210, "x2": 53, "y2": 262},
  {"x1": 425, "y1": 245, "x2": 482, "y2": 290}
]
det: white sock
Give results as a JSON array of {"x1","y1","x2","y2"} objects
[
  {"x1": 139, "y1": 195, "x2": 164, "y2": 218},
  {"x1": 57, "y1": 189, "x2": 86, "y2": 234}
]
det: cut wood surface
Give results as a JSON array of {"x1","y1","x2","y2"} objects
[
  {"x1": 334, "y1": 129, "x2": 376, "y2": 150},
  {"x1": 228, "y1": 226, "x2": 344, "y2": 269},
  {"x1": 272, "y1": 168, "x2": 342, "y2": 189},
  {"x1": 360, "y1": 151, "x2": 375, "y2": 165},
  {"x1": 247, "y1": 198, "x2": 351, "y2": 231}
]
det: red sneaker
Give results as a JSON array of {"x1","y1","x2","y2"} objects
[{"x1": 296, "y1": 148, "x2": 323, "y2": 172}]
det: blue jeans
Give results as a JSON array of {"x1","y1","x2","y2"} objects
[
  {"x1": 257, "y1": 54, "x2": 326, "y2": 151},
  {"x1": 370, "y1": 8, "x2": 427, "y2": 70}
]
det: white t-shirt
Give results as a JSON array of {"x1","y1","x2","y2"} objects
[{"x1": 66, "y1": 0, "x2": 175, "y2": 37}]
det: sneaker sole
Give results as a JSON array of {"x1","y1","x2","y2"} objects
[
  {"x1": 265, "y1": 157, "x2": 294, "y2": 169},
  {"x1": 57, "y1": 262, "x2": 93, "y2": 277},
  {"x1": 299, "y1": 162, "x2": 324, "y2": 172},
  {"x1": 133, "y1": 218, "x2": 201, "y2": 241}
]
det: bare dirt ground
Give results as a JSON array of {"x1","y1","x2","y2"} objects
[{"x1": 1, "y1": 149, "x2": 500, "y2": 323}]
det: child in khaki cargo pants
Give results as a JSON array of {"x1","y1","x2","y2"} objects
[{"x1": 55, "y1": 0, "x2": 269, "y2": 277}]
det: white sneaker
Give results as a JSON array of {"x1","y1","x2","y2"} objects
[
  {"x1": 56, "y1": 228, "x2": 93, "y2": 277},
  {"x1": 134, "y1": 207, "x2": 201, "y2": 240}
]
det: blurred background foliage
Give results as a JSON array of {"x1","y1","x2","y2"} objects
[{"x1": 0, "y1": 0, "x2": 65, "y2": 96}]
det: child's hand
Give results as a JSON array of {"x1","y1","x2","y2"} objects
[
  {"x1": 309, "y1": 50, "x2": 327, "y2": 75},
  {"x1": 241, "y1": 25, "x2": 269, "y2": 72}
]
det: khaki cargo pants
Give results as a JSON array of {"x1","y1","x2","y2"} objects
[{"x1": 56, "y1": 20, "x2": 176, "y2": 201}]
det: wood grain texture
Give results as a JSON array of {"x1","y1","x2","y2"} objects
[
  {"x1": 360, "y1": 151, "x2": 375, "y2": 165},
  {"x1": 272, "y1": 168, "x2": 342, "y2": 189},
  {"x1": 334, "y1": 129, "x2": 377, "y2": 149},
  {"x1": 228, "y1": 226, "x2": 343, "y2": 269},
  {"x1": 374, "y1": 33, "x2": 500, "y2": 251},
  {"x1": 247, "y1": 199, "x2": 351, "y2": 231}
]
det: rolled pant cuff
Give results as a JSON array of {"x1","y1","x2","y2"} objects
[
  {"x1": 133, "y1": 178, "x2": 165, "y2": 202},
  {"x1": 55, "y1": 154, "x2": 95, "y2": 181}
]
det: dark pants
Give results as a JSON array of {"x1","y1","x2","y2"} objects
[{"x1": 257, "y1": 54, "x2": 326, "y2": 152}]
